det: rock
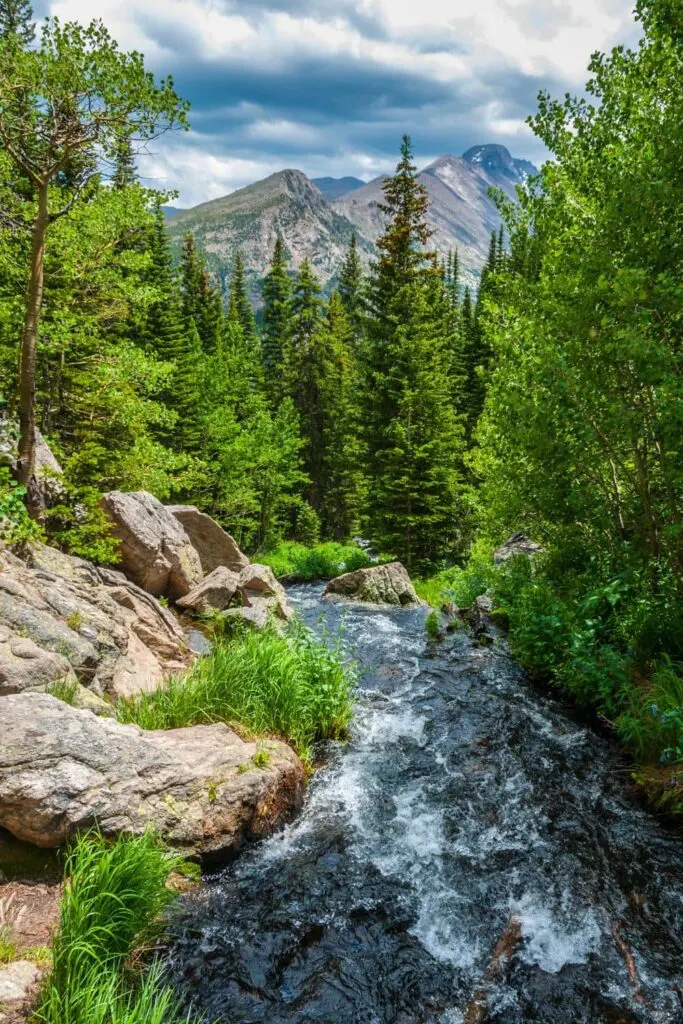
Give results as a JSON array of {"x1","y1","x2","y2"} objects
[
  {"x1": 493, "y1": 533, "x2": 544, "y2": 566},
  {"x1": 461, "y1": 594, "x2": 494, "y2": 635},
  {"x1": 176, "y1": 566, "x2": 241, "y2": 614},
  {"x1": 101, "y1": 491, "x2": 203, "y2": 600},
  {"x1": 33, "y1": 428, "x2": 65, "y2": 505},
  {"x1": 167, "y1": 506, "x2": 249, "y2": 575},
  {"x1": 0, "y1": 545, "x2": 188, "y2": 699},
  {"x1": 324, "y1": 562, "x2": 419, "y2": 606},
  {"x1": 223, "y1": 597, "x2": 270, "y2": 631},
  {"x1": 0, "y1": 635, "x2": 76, "y2": 696},
  {"x1": 0, "y1": 960, "x2": 44, "y2": 1022},
  {"x1": 0, "y1": 693, "x2": 304, "y2": 859},
  {"x1": 237, "y1": 564, "x2": 294, "y2": 622}
]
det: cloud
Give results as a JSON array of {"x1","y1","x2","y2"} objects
[{"x1": 43, "y1": 0, "x2": 640, "y2": 206}]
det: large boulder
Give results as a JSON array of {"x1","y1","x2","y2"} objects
[
  {"x1": 101, "y1": 491, "x2": 202, "y2": 600},
  {"x1": 0, "y1": 693, "x2": 304, "y2": 858},
  {"x1": 0, "y1": 546, "x2": 189, "y2": 699},
  {"x1": 176, "y1": 566, "x2": 241, "y2": 614},
  {"x1": 493, "y1": 533, "x2": 544, "y2": 566},
  {"x1": 167, "y1": 505, "x2": 249, "y2": 575},
  {"x1": 324, "y1": 562, "x2": 419, "y2": 607}
]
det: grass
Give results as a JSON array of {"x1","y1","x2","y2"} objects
[
  {"x1": 0, "y1": 925, "x2": 17, "y2": 964},
  {"x1": 414, "y1": 541, "x2": 495, "y2": 609},
  {"x1": 47, "y1": 676, "x2": 80, "y2": 706},
  {"x1": 254, "y1": 540, "x2": 377, "y2": 581},
  {"x1": 35, "y1": 831, "x2": 199, "y2": 1024},
  {"x1": 117, "y1": 621, "x2": 355, "y2": 763}
]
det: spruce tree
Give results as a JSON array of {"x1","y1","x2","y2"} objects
[
  {"x1": 261, "y1": 235, "x2": 293, "y2": 403},
  {"x1": 227, "y1": 251, "x2": 258, "y2": 352},
  {"x1": 0, "y1": 0, "x2": 34, "y2": 44},
  {"x1": 112, "y1": 136, "x2": 137, "y2": 190},
  {"x1": 338, "y1": 233, "x2": 364, "y2": 344},
  {"x1": 180, "y1": 233, "x2": 223, "y2": 353},
  {"x1": 363, "y1": 136, "x2": 464, "y2": 570},
  {"x1": 142, "y1": 207, "x2": 186, "y2": 371}
]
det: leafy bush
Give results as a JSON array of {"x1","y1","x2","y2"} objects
[
  {"x1": 45, "y1": 485, "x2": 120, "y2": 565},
  {"x1": 424, "y1": 611, "x2": 441, "y2": 641},
  {"x1": 0, "y1": 467, "x2": 43, "y2": 546},
  {"x1": 255, "y1": 540, "x2": 376, "y2": 581},
  {"x1": 117, "y1": 621, "x2": 355, "y2": 763},
  {"x1": 36, "y1": 831, "x2": 197, "y2": 1024},
  {"x1": 415, "y1": 540, "x2": 494, "y2": 608}
]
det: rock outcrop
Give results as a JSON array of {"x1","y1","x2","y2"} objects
[
  {"x1": 176, "y1": 566, "x2": 241, "y2": 614},
  {"x1": 0, "y1": 545, "x2": 188, "y2": 699},
  {"x1": 493, "y1": 533, "x2": 544, "y2": 566},
  {"x1": 167, "y1": 506, "x2": 249, "y2": 575},
  {"x1": 101, "y1": 491, "x2": 203, "y2": 600},
  {"x1": 0, "y1": 693, "x2": 304, "y2": 858},
  {"x1": 324, "y1": 562, "x2": 419, "y2": 607},
  {"x1": 0, "y1": 960, "x2": 44, "y2": 1024}
]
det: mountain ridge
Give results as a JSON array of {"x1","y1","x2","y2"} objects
[{"x1": 166, "y1": 145, "x2": 537, "y2": 295}]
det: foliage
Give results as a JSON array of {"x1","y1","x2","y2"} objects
[
  {"x1": 35, "y1": 831, "x2": 198, "y2": 1024},
  {"x1": 256, "y1": 540, "x2": 376, "y2": 580},
  {"x1": 117, "y1": 621, "x2": 355, "y2": 763},
  {"x1": 424, "y1": 611, "x2": 441, "y2": 641},
  {"x1": 0, "y1": 466, "x2": 42, "y2": 544},
  {"x1": 0, "y1": 925, "x2": 17, "y2": 964}
]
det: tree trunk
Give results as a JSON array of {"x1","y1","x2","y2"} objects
[{"x1": 17, "y1": 182, "x2": 48, "y2": 513}]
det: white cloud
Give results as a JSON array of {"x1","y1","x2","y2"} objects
[{"x1": 44, "y1": 0, "x2": 639, "y2": 204}]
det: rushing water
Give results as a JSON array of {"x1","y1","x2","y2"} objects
[{"x1": 170, "y1": 585, "x2": 683, "y2": 1023}]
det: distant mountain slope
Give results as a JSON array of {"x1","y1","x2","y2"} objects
[
  {"x1": 312, "y1": 176, "x2": 365, "y2": 201},
  {"x1": 166, "y1": 169, "x2": 373, "y2": 298},
  {"x1": 161, "y1": 205, "x2": 185, "y2": 218},
  {"x1": 167, "y1": 146, "x2": 537, "y2": 297},
  {"x1": 335, "y1": 145, "x2": 536, "y2": 286}
]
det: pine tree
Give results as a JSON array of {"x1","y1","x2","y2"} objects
[
  {"x1": 172, "y1": 321, "x2": 204, "y2": 455},
  {"x1": 227, "y1": 251, "x2": 258, "y2": 352},
  {"x1": 338, "y1": 233, "x2": 364, "y2": 344},
  {"x1": 142, "y1": 207, "x2": 186, "y2": 372},
  {"x1": 363, "y1": 136, "x2": 464, "y2": 570},
  {"x1": 112, "y1": 136, "x2": 137, "y2": 190},
  {"x1": 261, "y1": 235, "x2": 293, "y2": 403},
  {"x1": 0, "y1": 0, "x2": 34, "y2": 44},
  {"x1": 180, "y1": 233, "x2": 223, "y2": 353}
]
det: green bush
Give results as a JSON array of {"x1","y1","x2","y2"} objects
[
  {"x1": 36, "y1": 831, "x2": 197, "y2": 1024},
  {"x1": 0, "y1": 467, "x2": 43, "y2": 546},
  {"x1": 415, "y1": 540, "x2": 494, "y2": 609},
  {"x1": 117, "y1": 621, "x2": 355, "y2": 763},
  {"x1": 424, "y1": 611, "x2": 441, "y2": 641},
  {"x1": 255, "y1": 540, "x2": 376, "y2": 581}
]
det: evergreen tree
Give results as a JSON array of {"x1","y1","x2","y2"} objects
[
  {"x1": 363, "y1": 136, "x2": 464, "y2": 569},
  {"x1": 112, "y1": 136, "x2": 137, "y2": 190},
  {"x1": 227, "y1": 251, "x2": 258, "y2": 352},
  {"x1": 172, "y1": 321, "x2": 204, "y2": 455},
  {"x1": 338, "y1": 233, "x2": 364, "y2": 344},
  {"x1": 261, "y1": 234, "x2": 293, "y2": 403},
  {"x1": 180, "y1": 233, "x2": 223, "y2": 353},
  {"x1": 142, "y1": 207, "x2": 186, "y2": 372},
  {"x1": 0, "y1": 0, "x2": 34, "y2": 44}
]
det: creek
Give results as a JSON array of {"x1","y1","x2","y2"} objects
[{"x1": 169, "y1": 584, "x2": 683, "y2": 1023}]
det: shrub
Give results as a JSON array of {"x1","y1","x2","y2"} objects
[
  {"x1": 255, "y1": 540, "x2": 376, "y2": 581},
  {"x1": 117, "y1": 621, "x2": 355, "y2": 763},
  {"x1": 424, "y1": 611, "x2": 441, "y2": 641},
  {"x1": 0, "y1": 467, "x2": 43, "y2": 546}
]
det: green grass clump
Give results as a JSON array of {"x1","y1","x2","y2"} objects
[
  {"x1": 255, "y1": 540, "x2": 376, "y2": 581},
  {"x1": 117, "y1": 622, "x2": 355, "y2": 763},
  {"x1": 47, "y1": 676, "x2": 80, "y2": 706},
  {"x1": 424, "y1": 611, "x2": 442, "y2": 641},
  {"x1": 415, "y1": 541, "x2": 494, "y2": 609},
  {"x1": 0, "y1": 925, "x2": 17, "y2": 964},
  {"x1": 35, "y1": 831, "x2": 198, "y2": 1024}
]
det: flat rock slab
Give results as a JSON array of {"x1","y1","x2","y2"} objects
[
  {"x1": 324, "y1": 562, "x2": 419, "y2": 606},
  {"x1": 167, "y1": 506, "x2": 249, "y2": 575},
  {"x1": 0, "y1": 693, "x2": 304, "y2": 859},
  {"x1": 0, "y1": 960, "x2": 44, "y2": 1023}
]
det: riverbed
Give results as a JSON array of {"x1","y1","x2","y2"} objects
[{"x1": 169, "y1": 584, "x2": 683, "y2": 1023}]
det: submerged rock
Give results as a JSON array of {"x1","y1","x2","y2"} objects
[
  {"x1": 0, "y1": 693, "x2": 304, "y2": 858},
  {"x1": 101, "y1": 490, "x2": 203, "y2": 600},
  {"x1": 167, "y1": 505, "x2": 249, "y2": 575},
  {"x1": 493, "y1": 532, "x2": 544, "y2": 566},
  {"x1": 324, "y1": 562, "x2": 419, "y2": 606}
]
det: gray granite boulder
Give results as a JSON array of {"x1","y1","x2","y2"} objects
[
  {"x1": 167, "y1": 505, "x2": 249, "y2": 575},
  {"x1": 324, "y1": 562, "x2": 419, "y2": 607},
  {"x1": 0, "y1": 693, "x2": 304, "y2": 857}
]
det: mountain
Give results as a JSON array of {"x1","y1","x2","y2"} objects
[
  {"x1": 166, "y1": 169, "x2": 373, "y2": 298},
  {"x1": 335, "y1": 144, "x2": 537, "y2": 287},
  {"x1": 312, "y1": 176, "x2": 365, "y2": 201},
  {"x1": 161, "y1": 205, "x2": 185, "y2": 218},
  {"x1": 167, "y1": 145, "x2": 537, "y2": 297}
]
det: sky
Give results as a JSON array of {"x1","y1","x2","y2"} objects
[{"x1": 38, "y1": 0, "x2": 640, "y2": 207}]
